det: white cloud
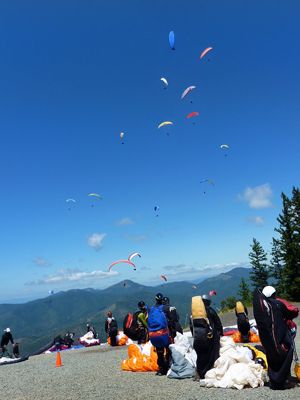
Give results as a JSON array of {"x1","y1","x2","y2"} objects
[
  {"x1": 248, "y1": 216, "x2": 265, "y2": 225},
  {"x1": 239, "y1": 183, "x2": 273, "y2": 209},
  {"x1": 87, "y1": 233, "x2": 106, "y2": 251},
  {"x1": 116, "y1": 217, "x2": 134, "y2": 226},
  {"x1": 162, "y1": 262, "x2": 249, "y2": 280},
  {"x1": 26, "y1": 268, "x2": 118, "y2": 286},
  {"x1": 33, "y1": 257, "x2": 51, "y2": 267},
  {"x1": 125, "y1": 234, "x2": 148, "y2": 242}
]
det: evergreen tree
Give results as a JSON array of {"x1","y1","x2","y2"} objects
[
  {"x1": 249, "y1": 238, "x2": 269, "y2": 290},
  {"x1": 269, "y1": 238, "x2": 284, "y2": 296},
  {"x1": 237, "y1": 278, "x2": 252, "y2": 305},
  {"x1": 275, "y1": 188, "x2": 300, "y2": 300}
]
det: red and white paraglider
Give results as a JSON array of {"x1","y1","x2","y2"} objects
[{"x1": 108, "y1": 252, "x2": 141, "y2": 272}]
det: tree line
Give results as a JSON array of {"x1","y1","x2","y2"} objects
[{"x1": 221, "y1": 187, "x2": 300, "y2": 311}]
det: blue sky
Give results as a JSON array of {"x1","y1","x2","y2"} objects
[{"x1": 0, "y1": 1, "x2": 299, "y2": 302}]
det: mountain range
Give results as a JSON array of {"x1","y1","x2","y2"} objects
[{"x1": 0, "y1": 267, "x2": 250, "y2": 355}]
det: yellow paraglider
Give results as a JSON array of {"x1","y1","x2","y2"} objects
[{"x1": 158, "y1": 121, "x2": 173, "y2": 129}]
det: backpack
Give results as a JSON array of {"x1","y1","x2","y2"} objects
[
  {"x1": 123, "y1": 312, "x2": 141, "y2": 340},
  {"x1": 148, "y1": 305, "x2": 168, "y2": 332},
  {"x1": 192, "y1": 317, "x2": 213, "y2": 349},
  {"x1": 109, "y1": 318, "x2": 118, "y2": 335}
]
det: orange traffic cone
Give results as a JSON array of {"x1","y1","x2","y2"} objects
[{"x1": 56, "y1": 351, "x2": 63, "y2": 367}]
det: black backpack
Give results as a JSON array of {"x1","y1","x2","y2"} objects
[
  {"x1": 123, "y1": 312, "x2": 142, "y2": 340},
  {"x1": 192, "y1": 317, "x2": 213, "y2": 349}
]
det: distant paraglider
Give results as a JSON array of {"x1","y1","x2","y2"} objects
[
  {"x1": 181, "y1": 86, "x2": 196, "y2": 103},
  {"x1": 209, "y1": 290, "x2": 217, "y2": 296},
  {"x1": 186, "y1": 112, "x2": 199, "y2": 125},
  {"x1": 200, "y1": 179, "x2": 215, "y2": 194},
  {"x1": 160, "y1": 77, "x2": 168, "y2": 89},
  {"x1": 220, "y1": 144, "x2": 229, "y2": 157},
  {"x1": 48, "y1": 290, "x2": 54, "y2": 295},
  {"x1": 120, "y1": 132, "x2": 125, "y2": 144},
  {"x1": 154, "y1": 206, "x2": 160, "y2": 217},
  {"x1": 192, "y1": 285, "x2": 197, "y2": 290},
  {"x1": 109, "y1": 259, "x2": 136, "y2": 272},
  {"x1": 200, "y1": 47, "x2": 213, "y2": 60},
  {"x1": 88, "y1": 193, "x2": 102, "y2": 207},
  {"x1": 128, "y1": 252, "x2": 141, "y2": 263},
  {"x1": 169, "y1": 31, "x2": 175, "y2": 50},
  {"x1": 160, "y1": 274, "x2": 167, "y2": 282},
  {"x1": 158, "y1": 121, "x2": 173, "y2": 129},
  {"x1": 66, "y1": 198, "x2": 76, "y2": 211}
]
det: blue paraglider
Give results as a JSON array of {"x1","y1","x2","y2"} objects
[
  {"x1": 169, "y1": 31, "x2": 175, "y2": 50},
  {"x1": 154, "y1": 206, "x2": 160, "y2": 217}
]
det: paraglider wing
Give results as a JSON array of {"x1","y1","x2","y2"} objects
[
  {"x1": 192, "y1": 285, "x2": 197, "y2": 289},
  {"x1": 200, "y1": 47, "x2": 213, "y2": 59},
  {"x1": 220, "y1": 144, "x2": 229, "y2": 149},
  {"x1": 120, "y1": 132, "x2": 124, "y2": 139},
  {"x1": 128, "y1": 252, "x2": 141, "y2": 262},
  {"x1": 186, "y1": 111, "x2": 199, "y2": 119},
  {"x1": 169, "y1": 31, "x2": 175, "y2": 50},
  {"x1": 181, "y1": 86, "x2": 196, "y2": 100},
  {"x1": 88, "y1": 193, "x2": 102, "y2": 200},
  {"x1": 160, "y1": 77, "x2": 168, "y2": 88},
  {"x1": 158, "y1": 121, "x2": 173, "y2": 129},
  {"x1": 209, "y1": 290, "x2": 217, "y2": 296},
  {"x1": 108, "y1": 259, "x2": 136, "y2": 272},
  {"x1": 66, "y1": 198, "x2": 76, "y2": 203},
  {"x1": 160, "y1": 274, "x2": 167, "y2": 282}
]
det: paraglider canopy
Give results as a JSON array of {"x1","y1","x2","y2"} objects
[
  {"x1": 200, "y1": 47, "x2": 213, "y2": 59},
  {"x1": 158, "y1": 121, "x2": 173, "y2": 129},
  {"x1": 209, "y1": 290, "x2": 217, "y2": 296},
  {"x1": 160, "y1": 274, "x2": 167, "y2": 282},
  {"x1": 186, "y1": 112, "x2": 199, "y2": 119},
  {"x1": 128, "y1": 252, "x2": 141, "y2": 262},
  {"x1": 181, "y1": 86, "x2": 196, "y2": 100},
  {"x1": 169, "y1": 31, "x2": 175, "y2": 50},
  {"x1": 160, "y1": 77, "x2": 168, "y2": 88}
]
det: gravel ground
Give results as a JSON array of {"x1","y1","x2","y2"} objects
[
  {"x1": 1, "y1": 310, "x2": 299, "y2": 400},
  {"x1": 0, "y1": 341, "x2": 299, "y2": 400}
]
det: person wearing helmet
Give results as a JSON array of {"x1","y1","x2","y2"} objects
[
  {"x1": 162, "y1": 296, "x2": 183, "y2": 341},
  {"x1": 105, "y1": 311, "x2": 118, "y2": 346},
  {"x1": 1, "y1": 328, "x2": 14, "y2": 357},
  {"x1": 148, "y1": 293, "x2": 170, "y2": 375},
  {"x1": 254, "y1": 286, "x2": 298, "y2": 390}
]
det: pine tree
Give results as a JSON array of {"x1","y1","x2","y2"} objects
[
  {"x1": 269, "y1": 238, "x2": 285, "y2": 296},
  {"x1": 237, "y1": 278, "x2": 252, "y2": 305},
  {"x1": 249, "y1": 238, "x2": 269, "y2": 290},
  {"x1": 275, "y1": 188, "x2": 300, "y2": 300}
]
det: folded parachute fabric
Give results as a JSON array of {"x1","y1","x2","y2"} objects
[
  {"x1": 0, "y1": 356, "x2": 29, "y2": 366},
  {"x1": 121, "y1": 342, "x2": 159, "y2": 372},
  {"x1": 107, "y1": 331, "x2": 131, "y2": 346},
  {"x1": 167, "y1": 333, "x2": 196, "y2": 379},
  {"x1": 199, "y1": 336, "x2": 267, "y2": 390},
  {"x1": 79, "y1": 331, "x2": 101, "y2": 347},
  {"x1": 231, "y1": 331, "x2": 260, "y2": 343}
]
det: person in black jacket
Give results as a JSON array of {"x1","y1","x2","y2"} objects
[
  {"x1": 1, "y1": 328, "x2": 14, "y2": 357},
  {"x1": 105, "y1": 311, "x2": 118, "y2": 346},
  {"x1": 162, "y1": 296, "x2": 183, "y2": 341},
  {"x1": 235, "y1": 301, "x2": 251, "y2": 342},
  {"x1": 192, "y1": 295, "x2": 223, "y2": 380}
]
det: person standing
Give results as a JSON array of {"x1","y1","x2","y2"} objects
[
  {"x1": 1, "y1": 328, "x2": 14, "y2": 357},
  {"x1": 254, "y1": 286, "x2": 296, "y2": 390},
  {"x1": 235, "y1": 301, "x2": 251, "y2": 342},
  {"x1": 191, "y1": 295, "x2": 223, "y2": 381},
  {"x1": 162, "y1": 296, "x2": 183, "y2": 341},
  {"x1": 148, "y1": 293, "x2": 170, "y2": 376},
  {"x1": 105, "y1": 311, "x2": 118, "y2": 346}
]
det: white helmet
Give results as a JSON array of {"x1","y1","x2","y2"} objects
[
  {"x1": 262, "y1": 286, "x2": 276, "y2": 298},
  {"x1": 4, "y1": 328, "x2": 10, "y2": 333}
]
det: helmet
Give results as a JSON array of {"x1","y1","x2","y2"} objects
[
  {"x1": 155, "y1": 293, "x2": 164, "y2": 302},
  {"x1": 107, "y1": 311, "x2": 112, "y2": 318},
  {"x1": 262, "y1": 286, "x2": 276, "y2": 298},
  {"x1": 138, "y1": 301, "x2": 145, "y2": 309},
  {"x1": 201, "y1": 294, "x2": 211, "y2": 305},
  {"x1": 255, "y1": 357, "x2": 266, "y2": 369},
  {"x1": 5, "y1": 328, "x2": 10, "y2": 333},
  {"x1": 163, "y1": 296, "x2": 170, "y2": 305}
]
